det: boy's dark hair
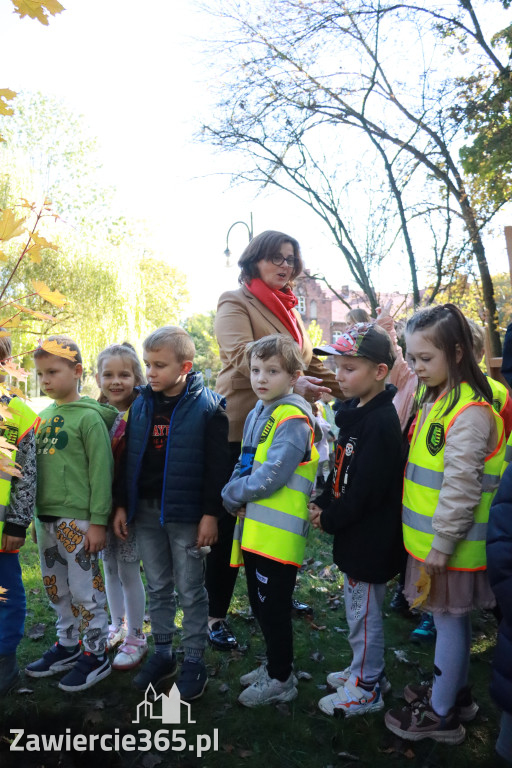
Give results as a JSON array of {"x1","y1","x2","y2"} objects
[
  {"x1": 238, "y1": 230, "x2": 303, "y2": 286},
  {"x1": 245, "y1": 334, "x2": 304, "y2": 375},
  {"x1": 406, "y1": 304, "x2": 492, "y2": 415},
  {"x1": 143, "y1": 326, "x2": 195, "y2": 364},
  {"x1": 34, "y1": 335, "x2": 82, "y2": 368},
  {"x1": 0, "y1": 328, "x2": 12, "y2": 362}
]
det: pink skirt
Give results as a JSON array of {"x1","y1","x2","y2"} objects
[{"x1": 404, "y1": 555, "x2": 496, "y2": 616}]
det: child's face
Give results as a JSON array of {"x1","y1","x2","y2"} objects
[
  {"x1": 96, "y1": 354, "x2": 136, "y2": 411},
  {"x1": 334, "y1": 355, "x2": 385, "y2": 406},
  {"x1": 405, "y1": 330, "x2": 449, "y2": 391},
  {"x1": 36, "y1": 355, "x2": 82, "y2": 404},
  {"x1": 143, "y1": 347, "x2": 193, "y2": 397},
  {"x1": 250, "y1": 354, "x2": 300, "y2": 403}
]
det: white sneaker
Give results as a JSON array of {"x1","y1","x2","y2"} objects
[
  {"x1": 240, "y1": 664, "x2": 298, "y2": 688},
  {"x1": 107, "y1": 624, "x2": 127, "y2": 651},
  {"x1": 327, "y1": 667, "x2": 391, "y2": 695},
  {"x1": 112, "y1": 635, "x2": 148, "y2": 670},
  {"x1": 318, "y1": 679, "x2": 384, "y2": 718},
  {"x1": 238, "y1": 668, "x2": 298, "y2": 708}
]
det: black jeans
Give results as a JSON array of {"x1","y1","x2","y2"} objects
[
  {"x1": 243, "y1": 550, "x2": 297, "y2": 681},
  {"x1": 205, "y1": 442, "x2": 241, "y2": 618}
]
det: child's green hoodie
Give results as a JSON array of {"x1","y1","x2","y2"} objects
[{"x1": 35, "y1": 397, "x2": 118, "y2": 525}]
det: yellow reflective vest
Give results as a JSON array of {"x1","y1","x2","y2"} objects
[
  {"x1": 0, "y1": 396, "x2": 40, "y2": 548},
  {"x1": 403, "y1": 383, "x2": 504, "y2": 571},
  {"x1": 230, "y1": 404, "x2": 319, "y2": 568}
]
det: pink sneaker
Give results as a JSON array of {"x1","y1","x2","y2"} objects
[{"x1": 112, "y1": 636, "x2": 148, "y2": 670}]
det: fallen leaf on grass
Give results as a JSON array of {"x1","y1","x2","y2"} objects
[
  {"x1": 317, "y1": 566, "x2": 338, "y2": 581},
  {"x1": 333, "y1": 626, "x2": 347, "y2": 633},
  {"x1": 381, "y1": 745, "x2": 415, "y2": 759},
  {"x1": 218, "y1": 683, "x2": 230, "y2": 694},
  {"x1": 310, "y1": 651, "x2": 325, "y2": 662},
  {"x1": 17, "y1": 687, "x2": 34, "y2": 695},
  {"x1": 337, "y1": 751, "x2": 360, "y2": 761},
  {"x1": 29, "y1": 588, "x2": 40, "y2": 595},
  {"x1": 27, "y1": 622, "x2": 46, "y2": 640},
  {"x1": 297, "y1": 670, "x2": 312, "y2": 680}
]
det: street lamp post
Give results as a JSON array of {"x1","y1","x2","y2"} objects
[{"x1": 224, "y1": 213, "x2": 254, "y2": 266}]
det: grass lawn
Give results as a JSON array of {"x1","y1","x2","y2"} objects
[{"x1": 0, "y1": 530, "x2": 504, "y2": 768}]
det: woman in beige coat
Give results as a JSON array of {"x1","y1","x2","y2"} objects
[{"x1": 206, "y1": 229, "x2": 343, "y2": 650}]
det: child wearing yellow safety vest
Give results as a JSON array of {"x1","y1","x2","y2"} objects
[
  {"x1": 384, "y1": 304, "x2": 505, "y2": 746},
  {"x1": 0, "y1": 330, "x2": 40, "y2": 696},
  {"x1": 222, "y1": 335, "x2": 318, "y2": 708}
]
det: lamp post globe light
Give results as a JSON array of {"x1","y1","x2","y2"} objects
[{"x1": 224, "y1": 213, "x2": 253, "y2": 267}]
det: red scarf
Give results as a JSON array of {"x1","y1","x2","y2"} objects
[{"x1": 246, "y1": 277, "x2": 303, "y2": 348}]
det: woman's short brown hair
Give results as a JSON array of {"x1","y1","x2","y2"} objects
[{"x1": 238, "y1": 230, "x2": 303, "y2": 286}]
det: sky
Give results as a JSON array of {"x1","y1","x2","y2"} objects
[{"x1": 0, "y1": 0, "x2": 510, "y2": 316}]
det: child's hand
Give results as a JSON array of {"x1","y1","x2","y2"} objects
[
  {"x1": 197, "y1": 515, "x2": 218, "y2": 547},
  {"x1": 424, "y1": 547, "x2": 450, "y2": 575},
  {"x1": 113, "y1": 507, "x2": 128, "y2": 540},
  {"x1": 84, "y1": 524, "x2": 106, "y2": 553},
  {"x1": 1, "y1": 534, "x2": 24, "y2": 552},
  {"x1": 308, "y1": 502, "x2": 323, "y2": 529},
  {"x1": 237, "y1": 506, "x2": 246, "y2": 519}
]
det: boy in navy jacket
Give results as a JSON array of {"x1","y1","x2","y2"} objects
[{"x1": 114, "y1": 326, "x2": 230, "y2": 701}]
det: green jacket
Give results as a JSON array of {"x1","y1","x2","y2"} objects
[{"x1": 36, "y1": 397, "x2": 117, "y2": 525}]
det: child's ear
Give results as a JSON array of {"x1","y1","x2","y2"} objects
[
  {"x1": 375, "y1": 363, "x2": 389, "y2": 381},
  {"x1": 455, "y1": 343, "x2": 463, "y2": 364},
  {"x1": 95, "y1": 372, "x2": 101, "y2": 387},
  {"x1": 291, "y1": 370, "x2": 302, "y2": 387},
  {"x1": 74, "y1": 363, "x2": 83, "y2": 379},
  {"x1": 181, "y1": 360, "x2": 193, "y2": 375}
]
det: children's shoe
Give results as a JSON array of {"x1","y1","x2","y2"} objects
[
  {"x1": 133, "y1": 653, "x2": 178, "y2": 692},
  {"x1": 318, "y1": 679, "x2": 384, "y2": 718},
  {"x1": 326, "y1": 667, "x2": 391, "y2": 695},
  {"x1": 240, "y1": 663, "x2": 298, "y2": 688},
  {"x1": 291, "y1": 599, "x2": 314, "y2": 617},
  {"x1": 403, "y1": 682, "x2": 479, "y2": 722},
  {"x1": 25, "y1": 642, "x2": 82, "y2": 678},
  {"x1": 390, "y1": 583, "x2": 409, "y2": 613},
  {"x1": 176, "y1": 659, "x2": 208, "y2": 701},
  {"x1": 0, "y1": 654, "x2": 20, "y2": 695},
  {"x1": 107, "y1": 623, "x2": 127, "y2": 651},
  {"x1": 384, "y1": 700, "x2": 466, "y2": 744},
  {"x1": 58, "y1": 651, "x2": 111, "y2": 692},
  {"x1": 207, "y1": 620, "x2": 238, "y2": 651},
  {"x1": 112, "y1": 635, "x2": 148, "y2": 671},
  {"x1": 238, "y1": 668, "x2": 297, "y2": 708},
  {"x1": 410, "y1": 613, "x2": 436, "y2": 644}
]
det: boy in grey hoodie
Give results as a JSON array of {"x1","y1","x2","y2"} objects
[{"x1": 222, "y1": 334, "x2": 318, "y2": 708}]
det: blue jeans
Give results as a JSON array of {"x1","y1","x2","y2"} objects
[
  {"x1": 0, "y1": 552, "x2": 26, "y2": 655},
  {"x1": 134, "y1": 500, "x2": 208, "y2": 654}
]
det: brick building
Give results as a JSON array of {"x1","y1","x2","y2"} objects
[{"x1": 295, "y1": 271, "x2": 414, "y2": 344}]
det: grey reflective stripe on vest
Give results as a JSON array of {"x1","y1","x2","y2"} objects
[
  {"x1": 0, "y1": 504, "x2": 6, "y2": 523},
  {"x1": 406, "y1": 463, "x2": 500, "y2": 494},
  {"x1": 233, "y1": 521, "x2": 242, "y2": 541},
  {"x1": 248, "y1": 462, "x2": 313, "y2": 496},
  {"x1": 247, "y1": 504, "x2": 309, "y2": 537},
  {"x1": 405, "y1": 462, "x2": 443, "y2": 491},
  {"x1": 505, "y1": 444, "x2": 512, "y2": 463},
  {"x1": 402, "y1": 505, "x2": 487, "y2": 542}
]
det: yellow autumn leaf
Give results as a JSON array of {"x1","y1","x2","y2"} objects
[
  {"x1": 40, "y1": 338, "x2": 77, "y2": 362},
  {"x1": 13, "y1": 304, "x2": 54, "y2": 321},
  {"x1": 410, "y1": 566, "x2": 431, "y2": 610},
  {"x1": 6, "y1": 385, "x2": 27, "y2": 400},
  {"x1": 26, "y1": 244, "x2": 42, "y2": 263},
  {"x1": 0, "y1": 331, "x2": 10, "y2": 338},
  {"x1": 0, "y1": 454, "x2": 22, "y2": 479},
  {"x1": 0, "y1": 436, "x2": 15, "y2": 456},
  {"x1": 0, "y1": 360, "x2": 28, "y2": 381},
  {"x1": 0, "y1": 402, "x2": 14, "y2": 421},
  {"x1": 0, "y1": 209, "x2": 26, "y2": 241},
  {"x1": 11, "y1": 0, "x2": 65, "y2": 25},
  {"x1": 0, "y1": 250, "x2": 8, "y2": 262},
  {"x1": 0, "y1": 89, "x2": 16, "y2": 117},
  {"x1": 31, "y1": 231, "x2": 58, "y2": 251},
  {"x1": 32, "y1": 280, "x2": 67, "y2": 307},
  {"x1": 0, "y1": 314, "x2": 22, "y2": 329}
]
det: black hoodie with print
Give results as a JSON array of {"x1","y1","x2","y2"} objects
[{"x1": 314, "y1": 387, "x2": 406, "y2": 584}]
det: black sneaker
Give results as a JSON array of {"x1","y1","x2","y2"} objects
[
  {"x1": 25, "y1": 642, "x2": 81, "y2": 678},
  {"x1": 133, "y1": 653, "x2": 178, "y2": 692},
  {"x1": 0, "y1": 654, "x2": 20, "y2": 695},
  {"x1": 58, "y1": 651, "x2": 111, "y2": 692},
  {"x1": 176, "y1": 659, "x2": 208, "y2": 701},
  {"x1": 390, "y1": 583, "x2": 409, "y2": 614},
  {"x1": 291, "y1": 599, "x2": 314, "y2": 617}
]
